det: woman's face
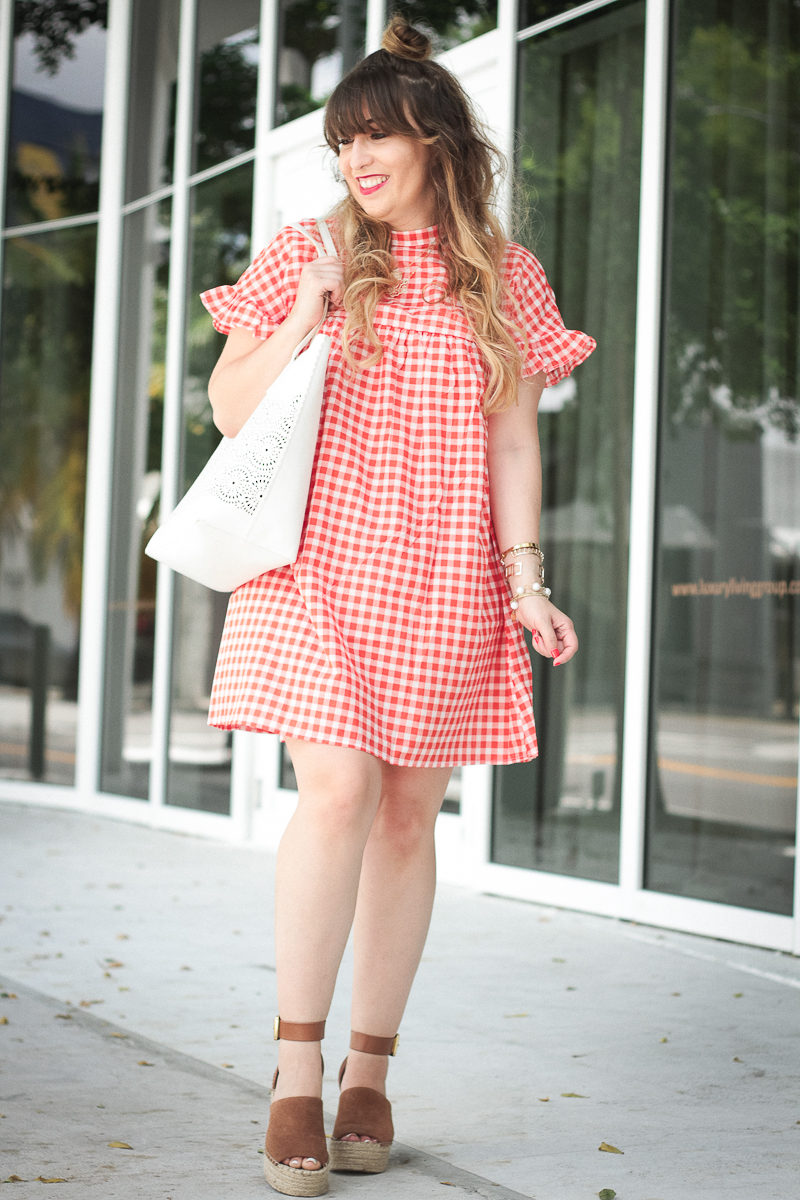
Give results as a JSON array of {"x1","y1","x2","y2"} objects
[{"x1": 337, "y1": 121, "x2": 436, "y2": 231}]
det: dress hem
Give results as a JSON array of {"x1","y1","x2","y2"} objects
[{"x1": 209, "y1": 718, "x2": 538, "y2": 768}]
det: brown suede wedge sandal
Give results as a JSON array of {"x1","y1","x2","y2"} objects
[
  {"x1": 264, "y1": 1018, "x2": 329, "y2": 1198},
  {"x1": 328, "y1": 1030, "x2": 398, "y2": 1175}
]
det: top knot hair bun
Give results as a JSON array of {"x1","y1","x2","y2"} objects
[{"x1": 381, "y1": 14, "x2": 432, "y2": 61}]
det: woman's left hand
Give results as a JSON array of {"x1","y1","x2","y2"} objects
[{"x1": 514, "y1": 596, "x2": 578, "y2": 666}]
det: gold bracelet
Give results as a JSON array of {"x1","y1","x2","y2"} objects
[{"x1": 500, "y1": 542, "x2": 544, "y2": 565}]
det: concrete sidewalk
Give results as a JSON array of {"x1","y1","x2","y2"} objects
[{"x1": 1, "y1": 801, "x2": 798, "y2": 1199}]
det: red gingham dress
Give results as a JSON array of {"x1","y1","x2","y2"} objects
[{"x1": 200, "y1": 220, "x2": 595, "y2": 767}]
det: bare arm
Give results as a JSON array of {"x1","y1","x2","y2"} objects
[
  {"x1": 208, "y1": 254, "x2": 344, "y2": 438},
  {"x1": 486, "y1": 374, "x2": 578, "y2": 665}
]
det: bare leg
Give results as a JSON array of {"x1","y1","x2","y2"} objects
[
  {"x1": 273, "y1": 739, "x2": 382, "y2": 1168},
  {"x1": 338, "y1": 763, "x2": 452, "y2": 1137}
]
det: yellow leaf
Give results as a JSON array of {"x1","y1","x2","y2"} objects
[
  {"x1": 137, "y1": 1060, "x2": 154, "y2": 1067},
  {"x1": 109, "y1": 1033, "x2": 128, "y2": 1039},
  {"x1": 660, "y1": 1036, "x2": 669, "y2": 1043},
  {"x1": 79, "y1": 999, "x2": 104, "y2": 1008},
  {"x1": 538, "y1": 1097, "x2": 550, "y2": 1102},
  {"x1": 561, "y1": 1092, "x2": 588, "y2": 1098},
  {"x1": 4, "y1": 1176, "x2": 25, "y2": 1182},
  {"x1": 107, "y1": 1141, "x2": 133, "y2": 1150},
  {"x1": 0, "y1": 1017, "x2": 9, "y2": 1025},
  {"x1": 36, "y1": 1178, "x2": 68, "y2": 1184},
  {"x1": 599, "y1": 1142, "x2": 624, "y2": 1154},
  {"x1": 0, "y1": 993, "x2": 17, "y2": 999},
  {"x1": 105, "y1": 960, "x2": 125, "y2": 969},
  {"x1": 55, "y1": 1013, "x2": 72, "y2": 1020}
]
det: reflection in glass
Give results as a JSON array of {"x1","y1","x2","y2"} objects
[
  {"x1": 6, "y1": 8, "x2": 107, "y2": 225},
  {"x1": 165, "y1": 165, "x2": 254, "y2": 813},
  {"x1": 101, "y1": 201, "x2": 172, "y2": 800},
  {"x1": 195, "y1": 0, "x2": 260, "y2": 174},
  {"x1": 0, "y1": 226, "x2": 97, "y2": 784},
  {"x1": 492, "y1": 1, "x2": 645, "y2": 882},
  {"x1": 647, "y1": 0, "x2": 799, "y2": 915},
  {"x1": 126, "y1": 0, "x2": 180, "y2": 202},
  {"x1": 276, "y1": 1, "x2": 366, "y2": 124}
]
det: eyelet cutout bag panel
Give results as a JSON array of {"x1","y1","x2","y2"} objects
[{"x1": 145, "y1": 219, "x2": 337, "y2": 592}]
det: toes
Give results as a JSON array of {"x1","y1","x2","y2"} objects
[
  {"x1": 283, "y1": 1157, "x2": 321, "y2": 1171},
  {"x1": 340, "y1": 1133, "x2": 377, "y2": 1143}
]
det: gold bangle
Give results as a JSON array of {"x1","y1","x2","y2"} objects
[{"x1": 500, "y1": 542, "x2": 544, "y2": 565}]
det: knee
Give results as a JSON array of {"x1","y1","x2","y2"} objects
[
  {"x1": 369, "y1": 795, "x2": 438, "y2": 859},
  {"x1": 298, "y1": 774, "x2": 380, "y2": 838}
]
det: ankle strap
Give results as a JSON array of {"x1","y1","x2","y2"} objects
[
  {"x1": 350, "y1": 1030, "x2": 399, "y2": 1056},
  {"x1": 273, "y1": 1017, "x2": 326, "y2": 1042}
]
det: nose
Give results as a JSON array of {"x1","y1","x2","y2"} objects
[{"x1": 349, "y1": 134, "x2": 373, "y2": 169}]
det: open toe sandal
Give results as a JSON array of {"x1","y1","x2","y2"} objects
[
  {"x1": 329, "y1": 1030, "x2": 397, "y2": 1174},
  {"x1": 264, "y1": 1018, "x2": 329, "y2": 1197}
]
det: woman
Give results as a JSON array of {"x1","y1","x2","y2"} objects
[{"x1": 201, "y1": 16, "x2": 594, "y2": 1198}]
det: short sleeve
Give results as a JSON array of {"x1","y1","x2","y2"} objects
[
  {"x1": 503, "y1": 243, "x2": 596, "y2": 385},
  {"x1": 200, "y1": 221, "x2": 323, "y2": 339}
]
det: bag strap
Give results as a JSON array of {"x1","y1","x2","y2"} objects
[{"x1": 288, "y1": 218, "x2": 338, "y2": 359}]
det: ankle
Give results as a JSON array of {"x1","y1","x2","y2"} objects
[{"x1": 341, "y1": 1049, "x2": 388, "y2": 1092}]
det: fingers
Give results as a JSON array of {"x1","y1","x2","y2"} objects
[{"x1": 518, "y1": 601, "x2": 578, "y2": 666}]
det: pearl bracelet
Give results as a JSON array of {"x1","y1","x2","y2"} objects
[{"x1": 509, "y1": 583, "x2": 552, "y2": 609}]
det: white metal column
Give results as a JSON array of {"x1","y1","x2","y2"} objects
[
  {"x1": 617, "y1": 0, "x2": 671, "y2": 900},
  {"x1": 75, "y1": 0, "x2": 133, "y2": 800},
  {"x1": 149, "y1": 0, "x2": 198, "y2": 816}
]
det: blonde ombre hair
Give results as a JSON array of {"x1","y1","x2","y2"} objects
[{"x1": 323, "y1": 15, "x2": 523, "y2": 414}]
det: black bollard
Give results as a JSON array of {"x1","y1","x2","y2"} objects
[{"x1": 29, "y1": 624, "x2": 50, "y2": 780}]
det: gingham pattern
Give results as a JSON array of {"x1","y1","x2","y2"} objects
[{"x1": 199, "y1": 221, "x2": 595, "y2": 766}]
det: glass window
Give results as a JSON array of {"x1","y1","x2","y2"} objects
[
  {"x1": 6, "y1": 5, "x2": 107, "y2": 226},
  {"x1": 164, "y1": 163, "x2": 254, "y2": 814},
  {"x1": 646, "y1": 0, "x2": 799, "y2": 915},
  {"x1": 100, "y1": 200, "x2": 172, "y2": 800},
  {"x1": 0, "y1": 225, "x2": 96, "y2": 784},
  {"x1": 194, "y1": 0, "x2": 260, "y2": 174},
  {"x1": 275, "y1": 1, "x2": 366, "y2": 125},
  {"x1": 492, "y1": 0, "x2": 645, "y2": 882},
  {"x1": 126, "y1": 0, "x2": 180, "y2": 202}
]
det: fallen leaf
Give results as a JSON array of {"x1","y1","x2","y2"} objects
[
  {"x1": 598, "y1": 1190, "x2": 617, "y2": 1199},
  {"x1": 221, "y1": 1063, "x2": 234, "y2": 1069},
  {"x1": 109, "y1": 1033, "x2": 128, "y2": 1040},
  {"x1": 137, "y1": 1060, "x2": 154, "y2": 1067},
  {"x1": 55, "y1": 1013, "x2": 72, "y2": 1021},
  {"x1": 0, "y1": 1017, "x2": 8, "y2": 1026},
  {"x1": 552, "y1": 957, "x2": 566, "y2": 963},
  {"x1": 504, "y1": 1013, "x2": 530, "y2": 1019},
  {"x1": 104, "y1": 960, "x2": 125, "y2": 969},
  {"x1": 107, "y1": 1141, "x2": 133, "y2": 1149},
  {"x1": 733, "y1": 992, "x2": 743, "y2": 998},
  {"x1": 116, "y1": 934, "x2": 130, "y2": 940},
  {"x1": 36, "y1": 1178, "x2": 67, "y2": 1184},
  {"x1": 733, "y1": 1056, "x2": 742, "y2": 1063},
  {"x1": 538, "y1": 1097, "x2": 550, "y2": 1102},
  {"x1": 0, "y1": 993, "x2": 17, "y2": 999},
  {"x1": 660, "y1": 1036, "x2": 669, "y2": 1043},
  {"x1": 79, "y1": 999, "x2": 104, "y2": 1008},
  {"x1": 4, "y1": 1176, "x2": 25, "y2": 1183},
  {"x1": 599, "y1": 1142, "x2": 624, "y2": 1154},
  {"x1": 561, "y1": 1092, "x2": 588, "y2": 1099}
]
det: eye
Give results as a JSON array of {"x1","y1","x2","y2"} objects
[
  {"x1": 337, "y1": 137, "x2": 353, "y2": 148},
  {"x1": 369, "y1": 131, "x2": 388, "y2": 140}
]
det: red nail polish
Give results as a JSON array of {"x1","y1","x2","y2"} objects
[{"x1": 551, "y1": 649, "x2": 559, "y2": 660}]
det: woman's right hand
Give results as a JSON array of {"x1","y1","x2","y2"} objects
[{"x1": 288, "y1": 255, "x2": 345, "y2": 332}]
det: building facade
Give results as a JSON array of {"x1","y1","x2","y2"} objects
[{"x1": 1, "y1": 0, "x2": 798, "y2": 952}]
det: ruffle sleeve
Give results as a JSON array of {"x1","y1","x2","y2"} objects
[
  {"x1": 503, "y1": 242, "x2": 596, "y2": 385},
  {"x1": 200, "y1": 221, "x2": 322, "y2": 339}
]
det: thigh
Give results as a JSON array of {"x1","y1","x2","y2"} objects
[{"x1": 285, "y1": 737, "x2": 383, "y2": 803}]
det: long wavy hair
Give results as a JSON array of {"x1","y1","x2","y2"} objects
[{"x1": 323, "y1": 16, "x2": 523, "y2": 414}]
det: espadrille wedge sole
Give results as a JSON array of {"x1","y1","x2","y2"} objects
[{"x1": 328, "y1": 1134, "x2": 391, "y2": 1174}]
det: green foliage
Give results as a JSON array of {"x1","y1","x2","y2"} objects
[{"x1": 13, "y1": 1, "x2": 107, "y2": 73}]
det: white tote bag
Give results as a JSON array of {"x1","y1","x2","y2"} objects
[{"x1": 145, "y1": 220, "x2": 336, "y2": 592}]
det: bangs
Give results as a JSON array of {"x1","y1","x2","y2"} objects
[{"x1": 324, "y1": 57, "x2": 430, "y2": 150}]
